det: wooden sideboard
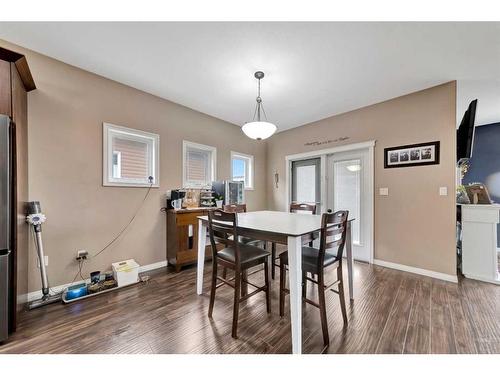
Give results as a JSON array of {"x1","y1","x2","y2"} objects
[{"x1": 166, "y1": 208, "x2": 214, "y2": 272}]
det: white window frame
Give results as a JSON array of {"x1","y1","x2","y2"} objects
[
  {"x1": 182, "y1": 140, "x2": 217, "y2": 188},
  {"x1": 231, "y1": 151, "x2": 254, "y2": 190},
  {"x1": 103, "y1": 123, "x2": 160, "y2": 187}
]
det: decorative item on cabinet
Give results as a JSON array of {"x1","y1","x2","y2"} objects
[
  {"x1": 166, "y1": 208, "x2": 218, "y2": 272},
  {"x1": 182, "y1": 189, "x2": 198, "y2": 208},
  {"x1": 199, "y1": 189, "x2": 215, "y2": 207}
]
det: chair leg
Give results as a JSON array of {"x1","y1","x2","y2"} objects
[
  {"x1": 317, "y1": 271, "x2": 330, "y2": 347},
  {"x1": 279, "y1": 261, "x2": 286, "y2": 317},
  {"x1": 241, "y1": 270, "x2": 248, "y2": 297},
  {"x1": 232, "y1": 270, "x2": 241, "y2": 339},
  {"x1": 222, "y1": 267, "x2": 227, "y2": 279},
  {"x1": 271, "y1": 242, "x2": 276, "y2": 279},
  {"x1": 208, "y1": 262, "x2": 217, "y2": 318},
  {"x1": 337, "y1": 265, "x2": 348, "y2": 326},
  {"x1": 264, "y1": 259, "x2": 271, "y2": 313}
]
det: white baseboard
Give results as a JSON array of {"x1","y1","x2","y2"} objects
[
  {"x1": 373, "y1": 259, "x2": 458, "y2": 283},
  {"x1": 23, "y1": 259, "x2": 168, "y2": 303},
  {"x1": 139, "y1": 260, "x2": 168, "y2": 273}
]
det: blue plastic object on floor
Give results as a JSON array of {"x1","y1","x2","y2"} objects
[{"x1": 65, "y1": 283, "x2": 87, "y2": 300}]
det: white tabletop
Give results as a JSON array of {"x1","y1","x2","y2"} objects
[{"x1": 199, "y1": 210, "x2": 327, "y2": 237}]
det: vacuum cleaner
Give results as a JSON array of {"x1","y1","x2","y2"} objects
[{"x1": 26, "y1": 201, "x2": 62, "y2": 309}]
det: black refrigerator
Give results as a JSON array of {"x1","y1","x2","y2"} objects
[{"x1": 0, "y1": 115, "x2": 12, "y2": 342}]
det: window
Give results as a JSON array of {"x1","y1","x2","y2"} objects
[
  {"x1": 103, "y1": 123, "x2": 159, "y2": 187},
  {"x1": 183, "y1": 141, "x2": 217, "y2": 188},
  {"x1": 231, "y1": 151, "x2": 254, "y2": 190}
]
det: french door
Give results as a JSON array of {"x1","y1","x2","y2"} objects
[
  {"x1": 291, "y1": 158, "x2": 321, "y2": 213},
  {"x1": 327, "y1": 149, "x2": 372, "y2": 262}
]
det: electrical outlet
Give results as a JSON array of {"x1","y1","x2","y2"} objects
[
  {"x1": 36, "y1": 256, "x2": 49, "y2": 268},
  {"x1": 76, "y1": 250, "x2": 89, "y2": 261}
]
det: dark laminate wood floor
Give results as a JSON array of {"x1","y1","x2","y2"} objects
[{"x1": 1, "y1": 255, "x2": 499, "y2": 354}]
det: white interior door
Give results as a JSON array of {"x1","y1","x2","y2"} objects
[{"x1": 327, "y1": 149, "x2": 372, "y2": 262}]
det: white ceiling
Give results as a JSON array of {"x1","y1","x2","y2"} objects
[{"x1": 1, "y1": 22, "x2": 499, "y2": 131}]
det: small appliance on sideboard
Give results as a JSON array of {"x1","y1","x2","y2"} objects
[
  {"x1": 166, "y1": 189, "x2": 186, "y2": 209},
  {"x1": 212, "y1": 180, "x2": 245, "y2": 206}
]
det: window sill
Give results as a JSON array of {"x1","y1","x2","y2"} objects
[{"x1": 103, "y1": 182, "x2": 159, "y2": 188}]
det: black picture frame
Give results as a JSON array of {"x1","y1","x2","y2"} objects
[{"x1": 384, "y1": 141, "x2": 440, "y2": 169}]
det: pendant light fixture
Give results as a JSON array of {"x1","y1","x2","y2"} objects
[{"x1": 242, "y1": 71, "x2": 277, "y2": 140}]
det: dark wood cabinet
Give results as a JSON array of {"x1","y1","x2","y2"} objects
[
  {"x1": 0, "y1": 46, "x2": 35, "y2": 333},
  {"x1": 166, "y1": 208, "x2": 213, "y2": 272}
]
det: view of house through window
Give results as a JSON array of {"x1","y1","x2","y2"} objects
[
  {"x1": 103, "y1": 123, "x2": 159, "y2": 187},
  {"x1": 231, "y1": 152, "x2": 254, "y2": 189},
  {"x1": 112, "y1": 138, "x2": 149, "y2": 180}
]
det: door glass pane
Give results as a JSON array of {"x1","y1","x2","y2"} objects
[
  {"x1": 292, "y1": 158, "x2": 320, "y2": 210},
  {"x1": 333, "y1": 159, "x2": 361, "y2": 244},
  {"x1": 295, "y1": 165, "x2": 316, "y2": 203}
]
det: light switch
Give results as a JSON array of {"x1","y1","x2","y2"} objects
[
  {"x1": 379, "y1": 187, "x2": 389, "y2": 196},
  {"x1": 439, "y1": 187, "x2": 448, "y2": 196}
]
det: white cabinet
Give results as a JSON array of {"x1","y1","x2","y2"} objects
[{"x1": 461, "y1": 204, "x2": 500, "y2": 284}]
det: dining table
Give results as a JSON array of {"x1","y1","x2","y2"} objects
[{"x1": 196, "y1": 210, "x2": 354, "y2": 354}]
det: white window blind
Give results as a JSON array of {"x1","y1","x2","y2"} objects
[{"x1": 183, "y1": 141, "x2": 216, "y2": 187}]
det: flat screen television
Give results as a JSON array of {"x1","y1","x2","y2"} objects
[{"x1": 457, "y1": 99, "x2": 478, "y2": 162}]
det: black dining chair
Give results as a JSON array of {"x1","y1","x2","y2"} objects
[
  {"x1": 270, "y1": 203, "x2": 317, "y2": 279},
  {"x1": 207, "y1": 209, "x2": 271, "y2": 338},
  {"x1": 221, "y1": 204, "x2": 266, "y2": 290},
  {"x1": 279, "y1": 210, "x2": 349, "y2": 347}
]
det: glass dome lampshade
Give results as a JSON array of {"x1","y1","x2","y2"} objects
[{"x1": 242, "y1": 121, "x2": 277, "y2": 140}]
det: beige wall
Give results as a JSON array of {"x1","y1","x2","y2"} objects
[
  {"x1": 1, "y1": 38, "x2": 457, "y2": 292},
  {"x1": 0, "y1": 40, "x2": 267, "y2": 293},
  {"x1": 267, "y1": 82, "x2": 457, "y2": 276}
]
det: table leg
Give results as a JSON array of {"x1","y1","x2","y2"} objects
[
  {"x1": 196, "y1": 219, "x2": 207, "y2": 295},
  {"x1": 346, "y1": 221, "x2": 354, "y2": 301},
  {"x1": 287, "y1": 235, "x2": 302, "y2": 354}
]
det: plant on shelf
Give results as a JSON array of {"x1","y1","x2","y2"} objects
[{"x1": 213, "y1": 194, "x2": 224, "y2": 208}]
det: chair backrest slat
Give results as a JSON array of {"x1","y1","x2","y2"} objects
[
  {"x1": 318, "y1": 210, "x2": 349, "y2": 268},
  {"x1": 290, "y1": 202, "x2": 317, "y2": 215},
  {"x1": 324, "y1": 239, "x2": 343, "y2": 250},
  {"x1": 223, "y1": 204, "x2": 247, "y2": 213},
  {"x1": 325, "y1": 227, "x2": 343, "y2": 237}
]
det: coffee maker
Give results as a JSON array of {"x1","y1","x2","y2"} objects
[{"x1": 166, "y1": 189, "x2": 186, "y2": 209}]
